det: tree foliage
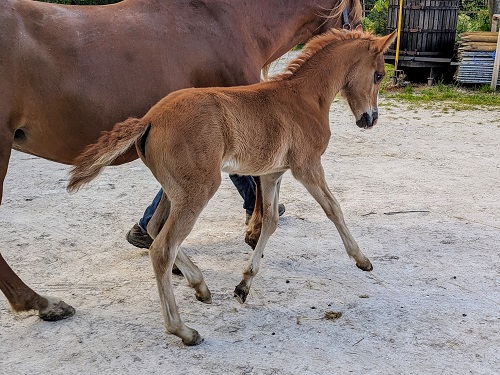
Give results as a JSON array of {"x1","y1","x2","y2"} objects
[
  {"x1": 363, "y1": 0, "x2": 388, "y2": 35},
  {"x1": 363, "y1": 0, "x2": 491, "y2": 35}
]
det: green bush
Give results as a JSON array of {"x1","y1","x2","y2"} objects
[
  {"x1": 456, "y1": 10, "x2": 491, "y2": 34},
  {"x1": 363, "y1": 0, "x2": 490, "y2": 35},
  {"x1": 363, "y1": 0, "x2": 389, "y2": 35}
]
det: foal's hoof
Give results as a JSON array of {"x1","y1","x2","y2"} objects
[
  {"x1": 182, "y1": 331, "x2": 204, "y2": 346},
  {"x1": 39, "y1": 298, "x2": 75, "y2": 321},
  {"x1": 195, "y1": 292, "x2": 212, "y2": 304},
  {"x1": 234, "y1": 284, "x2": 249, "y2": 304},
  {"x1": 356, "y1": 259, "x2": 373, "y2": 272}
]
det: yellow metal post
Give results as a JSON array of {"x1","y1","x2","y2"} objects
[{"x1": 394, "y1": 0, "x2": 404, "y2": 72}]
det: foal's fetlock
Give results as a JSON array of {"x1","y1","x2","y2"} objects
[{"x1": 234, "y1": 283, "x2": 250, "y2": 304}]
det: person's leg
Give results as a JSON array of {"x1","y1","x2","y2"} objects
[
  {"x1": 126, "y1": 188, "x2": 163, "y2": 249},
  {"x1": 140, "y1": 177, "x2": 257, "y2": 228},
  {"x1": 230, "y1": 174, "x2": 285, "y2": 225},
  {"x1": 138, "y1": 188, "x2": 163, "y2": 232},
  {"x1": 127, "y1": 177, "x2": 284, "y2": 249},
  {"x1": 229, "y1": 174, "x2": 256, "y2": 216}
]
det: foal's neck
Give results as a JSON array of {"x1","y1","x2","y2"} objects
[{"x1": 287, "y1": 41, "x2": 359, "y2": 112}]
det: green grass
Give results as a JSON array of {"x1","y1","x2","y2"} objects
[{"x1": 380, "y1": 65, "x2": 500, "y2": 109}]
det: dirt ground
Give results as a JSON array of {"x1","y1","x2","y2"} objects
[{"x1": 1, "y1": 61, "x2": 500, "y2": 373}]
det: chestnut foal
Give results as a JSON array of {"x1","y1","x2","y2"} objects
[{"x1": 69, "y1": 29, "x2": 397, "y2": 345}]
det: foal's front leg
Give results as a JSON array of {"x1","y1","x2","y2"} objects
[
  {"x1": 293, "y1": 165, "x2": 372, "y2": 271},
  {"x1": 235, "y1": 173, "x2": 283, "y2": 303}
]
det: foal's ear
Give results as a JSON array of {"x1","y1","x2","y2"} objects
[{"x1": 372, "y1": 30, "x2": 397, "y2": 54}]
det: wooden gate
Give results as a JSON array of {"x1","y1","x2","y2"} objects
[{"x1": 386, "y1": 0, "x2": 459, "y2": 67}]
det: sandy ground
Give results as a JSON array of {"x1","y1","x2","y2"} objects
[{"x1": 1, "y1": 60, "x2": 500, "y2": 374}]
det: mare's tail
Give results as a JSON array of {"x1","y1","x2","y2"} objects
[{"x1": 67, "y1": 117, "x2": 149, "y2": 192}]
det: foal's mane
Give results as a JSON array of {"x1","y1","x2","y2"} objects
[{"x1": 270, "y1": 29, "x2": 377, "y2": 82}]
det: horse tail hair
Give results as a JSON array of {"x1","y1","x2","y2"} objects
[{"x1": 67, "y1": 117, "x2": 149, "y2": 192}]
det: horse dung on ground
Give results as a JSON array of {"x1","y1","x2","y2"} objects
[{"x1": 68, "y1": 29, "x2": 397, "y2": 346}]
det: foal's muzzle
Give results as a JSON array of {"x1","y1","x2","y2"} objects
[{"x1": 356, "y1": 110, "x2": 379, "y2": 129}]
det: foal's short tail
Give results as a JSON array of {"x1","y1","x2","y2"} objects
[{"x1": 67, "y1": 117, "x2": 149, "y2": 192}]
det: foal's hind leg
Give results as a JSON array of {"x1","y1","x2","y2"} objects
[
  {"x1": 292, "y1": 165, "x2": 372, "y2": 271},
  {"x1": 235, "y1": 173, "x2": 283, "y2": 303},
  {"x1": 0, "y1": 127, "x2": 74, "y2": 320},
  {"x1": 147, "y1": 191, "x2": 210, "y2": 302},
  {"x1": 150, "y1": 176, "x2": 220, "y2": 346}
]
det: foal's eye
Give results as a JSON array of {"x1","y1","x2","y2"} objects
[{"x1": 374, "y1": 72, "x2": 384, "y2": 83}]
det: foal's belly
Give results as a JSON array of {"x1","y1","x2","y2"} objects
[{"x1": 221, "y1": 156, "x2": 288, "y2": 176}]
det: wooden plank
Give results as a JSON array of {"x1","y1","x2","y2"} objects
[{"x1": 460, "y1": 33, "x2": 498, "y2": 43}]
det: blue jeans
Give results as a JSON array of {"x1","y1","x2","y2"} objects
[{"x1": 138, "y1": 175, "x2": 256, "y2": 232}]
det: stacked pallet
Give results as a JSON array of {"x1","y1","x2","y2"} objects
[{"x1": 456, "y1": 32, "x2": 499, "y2": 84}]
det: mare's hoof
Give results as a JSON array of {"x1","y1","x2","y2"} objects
[
  {"x1": 234, "y1": 284, "x2": 249, "y2": 304},
  {"x1": 182, "y1": 331, "x2": 204, "y2": 346},
  {"x1": 356, "y1": 260, "x2": 373, "y2": 272},
  {"x1": 39, "y1": 298, "x2": 75, "y2": 321}
]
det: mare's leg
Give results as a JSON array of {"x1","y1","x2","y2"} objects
[
  {"x1": 150, "y1": 177, "x2": 220, "y2": 346},
  {"x1": 245, "y1": 176, "x2": 262, "y2": 249},
  {"x1": 147, "y1": 191, "x2": 209, "y2": 300},
  {"x1": 235, "y1": 173, "x2": 283, "y2": 303},
  {"x1": 0, "y1": 126, "x2": 74, "y2": 320},
  {"x1": 292, "y1": 164, "x2": 372, "y2": 271}
]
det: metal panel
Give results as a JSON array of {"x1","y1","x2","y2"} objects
[{"x1": 456, "y1": 51, "x2": 500, "y2": 84}]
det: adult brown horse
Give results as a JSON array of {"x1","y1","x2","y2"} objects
[{"x1": 0, "y1": 0, "x2": 362, "y2": 321}]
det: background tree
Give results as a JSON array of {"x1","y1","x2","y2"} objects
[
  {"x1": 362, "y1": 0, "x2": 388, "y2": 34},
  {"x1": 363, "y1": 0, "x2": 491, "y2": 35}
]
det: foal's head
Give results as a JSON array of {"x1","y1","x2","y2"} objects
[{"x1": 340, "y1": 30, "x2": 397, "y2": 128}]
